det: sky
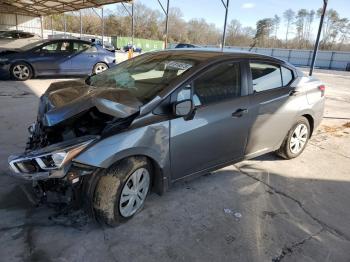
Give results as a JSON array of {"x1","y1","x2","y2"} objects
[{"x1": 108, "y1": 0, "x2": 350, "y2": 40}]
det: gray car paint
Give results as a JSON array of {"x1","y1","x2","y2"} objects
[{"x1": 9, "y1": 50, "x2": 325, "y2": 191}]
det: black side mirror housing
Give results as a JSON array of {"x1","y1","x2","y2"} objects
[{"x1": 173, "y1": 99, "x2": 193, "y2": 117}]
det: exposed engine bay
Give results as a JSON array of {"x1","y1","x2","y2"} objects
[{"x1": 26, "y1": 79, "x2": 141, "y2": 151}]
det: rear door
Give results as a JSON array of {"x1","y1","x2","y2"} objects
[
  {"x1": 70, "y1": 41, "x2": 99, "y2": 74},
  {"x1": 170, "y1": 61, "x2": 251, "y2": 180},
  {"x1": 245, "y1": 61, "x2": 298, "y2": 157}
]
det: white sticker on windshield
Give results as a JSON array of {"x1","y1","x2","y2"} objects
[{"x1": 165, "y1": 61, "x2": 193, "y2": 70}]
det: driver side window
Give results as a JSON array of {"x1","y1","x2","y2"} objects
[
  {"x1": 193, "y1": 62, "x2": 241, "y2": 106},
  {"x1": 40, "y1": 42, "x2": 59, "y2": 53}
]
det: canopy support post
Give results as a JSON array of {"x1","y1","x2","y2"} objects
[{"x1": 309, "y1": 0, "x2": 328, "y2": 76}]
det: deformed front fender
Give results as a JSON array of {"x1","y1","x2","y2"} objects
[{"x1": 73, "y1": 120, "x2": 170, "y2": 175}]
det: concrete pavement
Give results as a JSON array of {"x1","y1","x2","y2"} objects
[{"x1": 0, "y1": 70, "x2": 349, "y2": 261}]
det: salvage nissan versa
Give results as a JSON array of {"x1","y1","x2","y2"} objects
[{"x1": 8, "y1": 50, "x2": 325, "y2": 225}]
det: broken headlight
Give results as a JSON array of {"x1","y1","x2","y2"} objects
[{"x1": 9, "y1": 138, "x2": 95, "y2": 174}]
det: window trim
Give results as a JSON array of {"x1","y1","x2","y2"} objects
[
  {"x1": 248, "y1": 60, "x2": 295, "y2": 95},
  {"x1": 281, "y1": 66, "x2": 294, "y2": 87}
]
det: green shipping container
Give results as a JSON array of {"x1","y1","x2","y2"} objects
[{"x1": 111, "y1": 36, "x2": 164, "y2": 52}]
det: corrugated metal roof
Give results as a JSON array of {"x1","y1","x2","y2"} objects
[{"x1": 0, "y1": 0, "x2": 131, "y2": 16}]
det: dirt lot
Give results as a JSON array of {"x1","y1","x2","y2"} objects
[{"x1": 0, "y1": 69, "x2": 349, "y2": 262}]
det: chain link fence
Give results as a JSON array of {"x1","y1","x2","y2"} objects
[{"x1": 226, "y1": 46, "x2": 350, "y2": 71}]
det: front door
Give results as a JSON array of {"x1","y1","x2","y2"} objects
[
  {"x1": 32, "y1": 41, "x2": 71, "y2": 75},
  {"x1": 170, "y1": 61, "x2": 251, "y2": 180}
]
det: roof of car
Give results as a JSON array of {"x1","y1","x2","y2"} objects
[
  {"x1": 46, "y1": 38, "x2": 91, "y2": 42},
  {"x1": 162, "y1": 48, "x2": 285, "y2": 63}
]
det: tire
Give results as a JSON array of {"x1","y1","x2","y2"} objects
[
  {"x1": 276, "y1": 116, "x2": 310, "y2": 159},
  {"x1": 10, "y1": 62, "x2": 33, "y2": 81},
  {"x1": 92, "y1": 62, "x2": 108, "y2": 75},
  {"x1": 93, "y1": 156, "x2": 152, "y2": 226}
]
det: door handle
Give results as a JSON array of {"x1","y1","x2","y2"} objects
[{"x1": 232, "y1": 108, "x2": 248, "y2": 118}]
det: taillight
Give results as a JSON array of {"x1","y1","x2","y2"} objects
[{"x1": 318, "y1": 85, "x2": 325, "y2": 97}]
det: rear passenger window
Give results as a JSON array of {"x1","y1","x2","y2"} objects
[
  {"x1": 193, "y1": 63, "x2": 241, "y2": 105},
  {"x1": 250, "y1": 63, "x2": 282, "y2": 92},
  {"x1": 281, "y1": 66, "x2": 293, "y2": 86},
  {"x1": 73, "y1": 42, "x2": 96, "y2": 53}
]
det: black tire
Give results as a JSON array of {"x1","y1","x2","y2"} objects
[
  {"x1": 276, "y1": 116, "x2": 310, "y2": 159},
  {"x1": 93, "y1": 156, "x2": 152, "y2": 226},
  {"x1": 92, "y1": 62, "x2": 108, "y2": 75},
  {"x1": 10, "y1": 62, "x2": 33, "y2": 81}
]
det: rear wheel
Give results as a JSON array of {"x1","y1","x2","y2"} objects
[
  {"x1": 92, "y1": 62, "x2": 108, "y2": 74},
  {"x1": 11, "y1": 62, "x2": 33, "y2": 81},
  {"x1": 276, "y1": 116, "x2": 310, "y2": 159},
  {"x1": 93, "y1": 156, "x2": 151, "y2": 226}
]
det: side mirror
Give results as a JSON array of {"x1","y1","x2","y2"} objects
[{"x1": 173, "y1": 99, "x2": 193, "y2": 117}]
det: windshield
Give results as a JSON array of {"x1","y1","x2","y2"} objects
[
  {"x1": 20, "y1": 40, "x2": 47, "y2": 51},
  {"x1": 88, "y1": 52, "x2": 209, "y2": 104}
]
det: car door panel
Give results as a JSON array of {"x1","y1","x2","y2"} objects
[
  {"x1": 70, "y1": 42, "x2": 98, "y2": 74},
  {"x1": 170, "y1": 61, "x2": 251, "y2": 180},
  {"x1": 244, "y1": 61, "x2": 300, "y2": 156},
  {"x1": 245, "y1": 87, "x2": 299, "y2": 156},
  {"x1": 170, "y1": 96, "x2": 250, "y2": 180},
  {"x1": 30, "y1": 41, "x2": 71, "y2": 75}
]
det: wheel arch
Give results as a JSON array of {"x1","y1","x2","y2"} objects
[
  {"x1": 302, "y1": 114, "x2": 314, "y2": 137},
  {"x1": 77, "y1": 148, "x2": 168, "y2": 196}
]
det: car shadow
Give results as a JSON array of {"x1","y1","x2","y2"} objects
[{"x1": 253, "y1": 152, "x2": 282, "y2": 161}]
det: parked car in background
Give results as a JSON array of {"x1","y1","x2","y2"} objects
[
  {"x1": 0, "y1": 30, "x2": 41, "y2": 51},
  {"x1": 8, "y1": 50, "x2": 325, "y2": 225},
  {"x1": 123, "y1": 44, "x2": 142, "y2": 53},
  {"x1": 0, "y1": 39, "x2": 116, "y2": 80},
  {"x1": 90, "y1": 38, "x2": 115, "y2": 52},
  {"x1": 175, "y1": 43, "x2": 201, "y2": 48}
]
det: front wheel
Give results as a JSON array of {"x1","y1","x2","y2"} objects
[
  {"x1": 11, "y1": 62, "x2": 33, "y2": 81},
  {"x1": 93, "y1": 157, "x2": 151, "y2": 226},
  {"x1": 276, "y1": 117, "x2": 310, "y2": 159}
]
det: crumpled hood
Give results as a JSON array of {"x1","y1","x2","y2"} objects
[{"x1": 40, "y1": 80, "x2": 142, "y2": 127}]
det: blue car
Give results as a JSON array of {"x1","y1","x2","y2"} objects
[{"x1": 0, "y1": 39, "x2": 116, "y2": 80}]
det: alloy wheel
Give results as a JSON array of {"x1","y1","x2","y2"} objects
[
  {"x1": 119, "y1": 167, "x2": 150, "y2": 217},
  {"x1": 13, "y1": 65, "x2": 30, "y2": 80},
  {"x1": 95, "y1": 64, "x2": 107, "y2": 74},
  {"x1": 289, "y1": 123, "x2": 308, "y2": 154}
]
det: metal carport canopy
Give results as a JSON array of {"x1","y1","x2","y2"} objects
[{"x1": 0, "y1": 0, "x2": 131, "y2": 16}]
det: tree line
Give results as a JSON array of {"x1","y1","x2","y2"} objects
[{"x1": 44, "y1": 3, "x2": 350, "y2": 51}]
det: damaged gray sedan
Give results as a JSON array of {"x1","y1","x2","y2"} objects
[{"x1": 8, "y1": 50, "x2": 325, "y2": 225}]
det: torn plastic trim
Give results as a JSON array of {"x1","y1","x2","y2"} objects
[{"x1": 8, "y1": 135, "x2": 98, "y2": 180}]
